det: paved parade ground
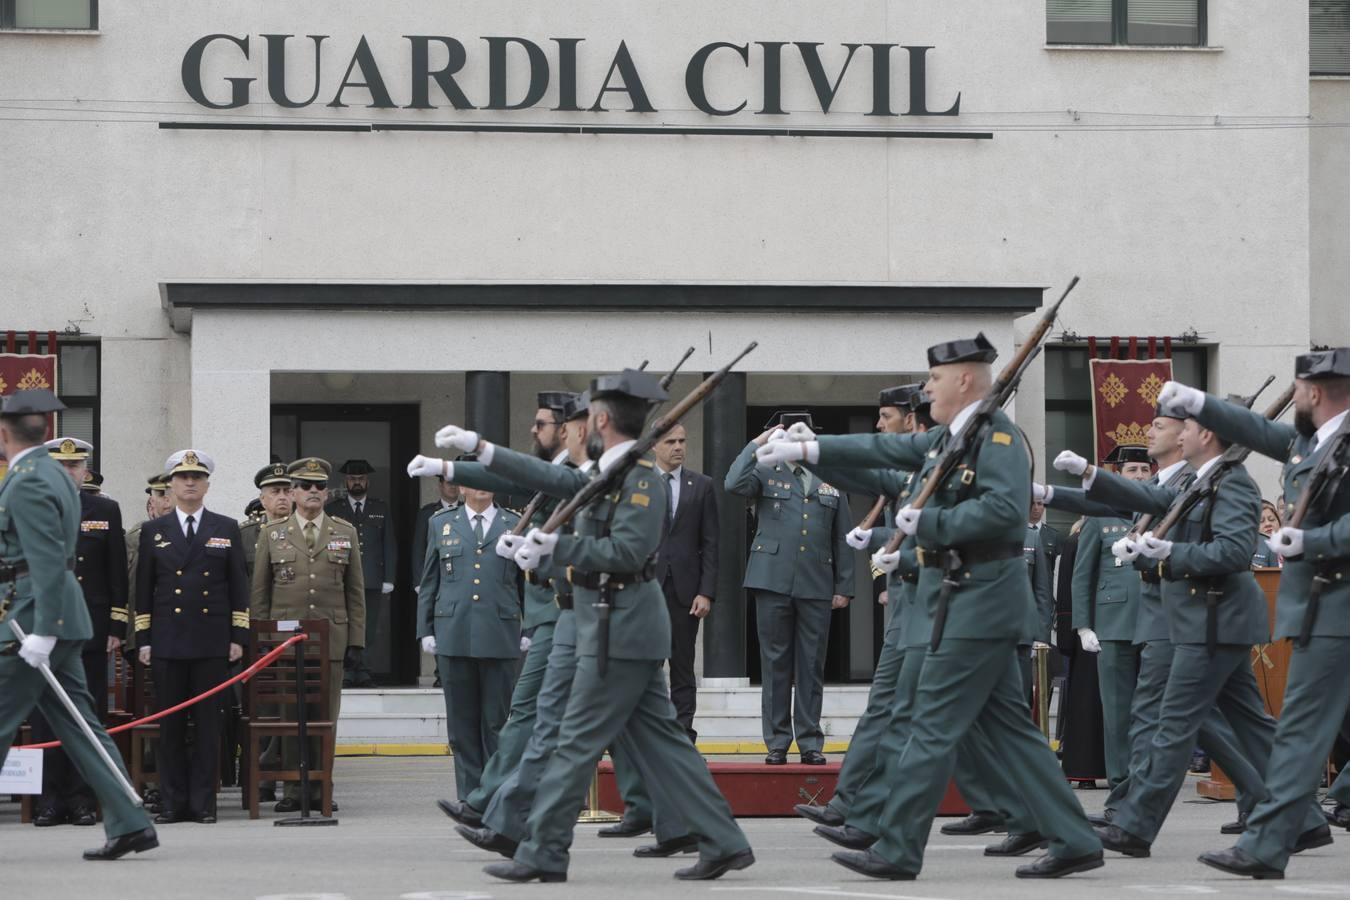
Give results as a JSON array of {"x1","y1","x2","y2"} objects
[{"x1": 4, "y1": 755, "x2": 1349, "y2": 900}]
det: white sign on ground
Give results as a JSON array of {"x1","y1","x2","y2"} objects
[{"x1": 0, "y1": 748, "x2": 42, "y2": 794}]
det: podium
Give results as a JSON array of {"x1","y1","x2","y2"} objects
[{"x1": 1196, "y1": 568, "x2": 1290, "y2": 800}]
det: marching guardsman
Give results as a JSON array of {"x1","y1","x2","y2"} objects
[
  {"x1": 327, "y1": 459, "x2": 394, "y2": 687},
  {"x1": 252, "y1": 456, "x2": 365, "y2": 812},
  {"x1": 759, "y1": 334, "x2": 1103, "y2": 880},
  {"x1": 726, "y1": 410, "x2": 854, "y2": 765},
  {"x1": 242, "y1": 463, "x2": 292, "y2": 580},
  {"x1": 0, "y1": 390, "x2": 156, "y2": 860},
  {"x1": 1054, "y1": 400, "x2": 1331, "y2": 859},
  {"x1": 436, "y1": 370, "x2": 753, "y2": 882},
  {"x1": 1068, "y1": 444, "x2": 1149, "y2": 791},
  {"x1": 28, "y1": 437, "x2": 127, "y2": 827},
  {"x1": 416, "y1": 467, "x2": 523, "y2": 800},
  {"x1": 135, "y1": 449, "x2": 249, "y2": 823},
  {"x1": 1173, "y1": 349, "x2": 1350, "y2": 878}
]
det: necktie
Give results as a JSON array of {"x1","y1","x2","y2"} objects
[
  {"x1": 663, "y1": 472, "x2": 675, "y2": 520},
  {"x1": 793, "y1": 465, "x2": 811, "y2": 495},
  {"x1": 185, "y1": 514, "x2": 196, "y2": 542},
  {"x1": 304, "y1": 521, "x2": 317, "y2": 553},
  {"x1": 473, "y1": 514, "x2": 485, "y2": 544},
  {"x1": 355, "y1": 501, "x2": 364, "y2": 516}
]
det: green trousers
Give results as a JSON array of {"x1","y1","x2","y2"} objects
[
  {"x1": 465, "y1": 623, "x2": 555, "y2": 812},
  {"x1": 1239, "y1": 637, "x2": 1350, "y2": 871},
  {"x1": 826, "y1": 637, "x2": 904, "y2": 817},
  {"x1": 437, "y1": 655, "x2": 516, "y2": 801},
  {"x1": 1098, "y1": 640, "x2": 1139, "y2": 789},
  {"x1": 755, "y1": 592, "x2": 832, "y2": 753},
  {"x1": 0, "y1": 640, "x2": 151, "y2": 839},
  {"x1": 514, "y1": 657, "x2": 749, "y2": 875},
  {"x1": 870, "y1": 639, "x2": 1099, "y2": 874}
]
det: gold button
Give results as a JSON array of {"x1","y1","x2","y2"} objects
[
  {"x1": 474, "y1": 563, "x2": 481, "y2": 569},
  {"x1": 310, "y1": 573, "x2": 316, "y2": 579},
  {"x1": 78, "y1": 556, "x2": 84, "y2": 562},
  {"x1": 310, "y1": 589, "x2": 316, "y2": 594},
  {"x1": 474, "y1": 579, "x2": 481, "y2": 584},
  {"x1": 203, "y1": 571, "x2": 209, "y2": 576},
  {"x1": 802, "y1": 514, "x2": 809, "y2": 520},
  {"x1": 174, "y1": 607, "x2": 181, "y2": 613},
  {"x1": 801, "y1": 530, "x2": 808, "y2": 536},
  {"x1": 310, "y1": 604, "x2": 316, "y2": 609},
  {"x1": 176, "y1": 570, "x2": 183, "y2": 576},
  {"x1": 473, "y1": 594, "x2": 480, "y2": 601},
  {"x1": 203, "y1": 590, "x2": 209, "y2": 596},
  {"x1": 174, "y1": 588, "x2": 182, "y2": 595},
  {"x1": 77, "y1": 576, "x2": 83, "y2": 582},
  {"x1": 202, "y1": 608, "x2": 208, "y2": 614},
  {"x1": 476, "y1": 549, "x2": 483, "y2": 555},
  {"x1": 800, "y1": 546, "x2": 806, "y2": 551}
]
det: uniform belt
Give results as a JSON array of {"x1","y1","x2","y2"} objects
[
  {"x1": 0, "y1": 558, "x2": 76, "y2": 581},
  {"x1": 1140, "y1": 566, "x2": 1162, "y2": 584},
  {"x1": 555, "y1": 593, "x2": 574, "y2": 611},
  {"x1": 566, "y1": 559, "x2": 657, "y2": 590},
  {"x1": 915, "y1": 543, "x2": 1023, "y2": 569}
]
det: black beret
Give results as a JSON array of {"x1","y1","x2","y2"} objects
[
  {"x1": 927, "y1": 333, "x2": 998, "y2": 367},
  {"x1": 1296, "y1": 348, "x2": 1350, "y2": 380},
  {"x1": 590, "y1": 369, "x2": 668, "y2": 403}
]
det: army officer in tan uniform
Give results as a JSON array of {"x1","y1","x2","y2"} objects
[{"x1": 251, "y1": 456, "x2": 365, "y2": 811}]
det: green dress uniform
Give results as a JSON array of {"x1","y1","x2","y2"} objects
[
  {"x1": 725, "y1": 438, "x2": 854, "y2": 756},
  {"x1": 1189, "y1": 376, "x2": 1350, "y2": 873},
  {"x1": 469, "y1": 447, "x2": 686, "y2": 847},
  {"x1": 0, "y1": 444, "x2": 152, "y2": 843},
  {"x1": 251, "y1": 503, "x2": 365, "y2": 802},
  {"x1": 416, "y1": 502, "x2": 523, "y2": 800},
  {"x1": 1072, "y1": 512, "x2": 1141, "y2": 788},
  {"x1": 813, "y1": 405, "x2": 1100, "y2": 876},
  {"x1": 1085, "y1": 460, "x2": 1321, "y2": 848}
]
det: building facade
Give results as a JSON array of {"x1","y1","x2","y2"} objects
[{"x1": 2, "y1": 0, "x2": 1346, "y2": 684}]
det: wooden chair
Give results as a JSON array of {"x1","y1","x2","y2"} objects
[
  {"x1": 243, "y1": 620, "x2": 335, "y2": 819},
  {"x1": 127, "y1": 659, "x2": 159, "y2": 799}
]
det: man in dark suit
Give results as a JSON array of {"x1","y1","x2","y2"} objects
[
  {"x1": 329, "y1": 459, "x2": 396, "y2": 686},
  {"x1": 135, "y1": 449, "x2": 249, "y2": 823},
  {"x1": 30, "y1": 437, "x2": 128, "y2": 827},
  {"x1": 652, "y1": 423, "x2": 719, "y2": 743}
]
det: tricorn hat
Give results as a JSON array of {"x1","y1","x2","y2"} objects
[
  {"x1": 878, "y1": 383, "x2": 925, "y2": 409},
  {"x1": 1296, "y1": 348, "x2": 1350, "y2": 380},
  {"x1": 338, "y1": 459, "x2": 375, "y2": 476},
  {"x1": 927, "y1": 333, "x2": 998, "y2": 368},
  {"x1": 564, "y1": 391, "x2": 590, "y2": 422},
  {"x1": 1103, "y1": 444, "x2": 1151, "y2": 466},
  {"x1": 537, "y1": 391, "x2": 576, "y2": 416},
  {"x1": 764, "y1": 410, "x2": 816, "y2": 431},
  {"x1": 590, "y1": 369, "x2": 668, "y2": 403}
]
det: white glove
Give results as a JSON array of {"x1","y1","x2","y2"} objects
[
  {"x1": 381, "y1": 582, "x2": 394, "y2": 594},
  {"x1": 407, "y1": 455, "x2": 446, "y2": 479},
  {"x1": 1077, "y1": 628, "x2": 1101, "y2": 653},
  {"x1": 845, "y1": 527, "x2": 872, "y2": 550},
  {"x1": 1053, "y1": 450, "x2": 1088, "y2": 476},
  {"x1": 1157, "y1": 380, "x2": 1204, "y2": 416},
  {"x1": 421, "y1": 635, "x2": 437, "y2": 655},
  {"x1": 1268, "y1": 526, "x2": 1304, "y2": 559},
  {"x1": 872, "y1": 548, "x2": 901, "y2": 575},
  {"x1": 767, "y1": 428, "x2": 788, "y2": 443},
  {"x1": 1033, "y1": 483, "x2": 1054, "y2": 505},
  {"x1": 755, "y1": 440, "x2": 807, "y2": 466},
  {"x1": 520, "y1": 635, "x2": 532, "y2": 653},
  {"x1": 1112, "y1": 536, "x2": 1141, "y2": 562},
  {"x1": 17, "y1": 634, "x2": 56, "y2": 669},
  {"x1": 785, "y1": 422, "x2": 817, "y2": 442},
  {"x1": 1139, "y1": 532, "x2": 1173, "y2": 560},
  {"x1": 496, "y1": 532, "x2": 524, "y2": 560},
  {"x1": 895, "y1": 505, "x2": 921, "y2": 537},
  {"x1": 434, "y1": 424, "x2": 480, "y2": 453},
  {"x1": 514, "y1": 528, "x2": 559, "y2": 571}
]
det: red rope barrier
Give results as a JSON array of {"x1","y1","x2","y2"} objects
[{"x1": 16, "y1": 633, "x2": 309, "y2": 750}]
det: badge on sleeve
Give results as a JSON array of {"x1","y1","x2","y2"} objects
[{"x1": 992, "y1": 432, "x2": 1013, "y2": 446}]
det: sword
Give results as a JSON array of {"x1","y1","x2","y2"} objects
[{"x1": 8, "y1": 619, "x2": 143, "y2": 807}]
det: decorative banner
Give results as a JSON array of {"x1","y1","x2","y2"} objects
[
  {"x1": 1089, "y1": 358, "x2": 1173, "y2": 464},
  {"x1": 0, "y1": 353, "x2": 59, "y2": 479}
]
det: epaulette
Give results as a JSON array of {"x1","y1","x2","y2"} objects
[
  {"x1": 636, "y1": 459, "x2": 654, "y2": 469},
  {"x1": 329, "y1": 515, "x2": 353, "y2": 528}
]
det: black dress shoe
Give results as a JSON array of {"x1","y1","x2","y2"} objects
[
  {"x1": 801, "y1": 750, "x2": 828, "y2": 765},
  {"x1": 193, "y1": 813, "x2": 217, "y2": 824},
  {"x1": 813, "y1": 824, "x2": 877, "y2": 850},
  {"x1": 455, "y1": 824, "x2": 519, "y2": 859},
  {"x1": 765, "y1": 749, "x2": 787, "y2": 765},
  {"x1": 70, "y1": 807, "x2": 98, "y2": 827},
  {"x1": 1197, "y1": 846, "x2": 1284, "y2": 879},
  {"x1": 1220, "y1": 810, "x2": 1248, "y2": 835},
  {"x1": 34, "y1": 807, "x2": 67, "y2": 827},
  {"x1": 83, "y1": 826, "x2": 159, "y2": 861},
  {"x1": 1015, "y1": 850, "x2": 1105, "y2": 878},
  {"x1": 634, "y1": 834, "x2": 700, "y2": 857},
  {"x1": 830, "y1": 849, "x2": 916, "y2": 880},
  {"x1": 598, "y1": 817, "x2": 652, "y2": 838},
  {"x1": 1326, "y1": 804, "x2": 1350, "y2": 830},
  {"x1": 272, "y1": 798, "x2": 300, "y2": 814},
  {"x1": 1095, "y1": 824, "x2": 1151, "y2": 858},
  {"x1": 436, "y1": 798, "x2": 482, "y2": 826},
  {"x1": 483, "y1": 861, "x2": 566, "y2": 883},
  {"x1": 1292, "y1": 823, "x2": 1333, "y2": 853},
  {"x1": 985, "y1": 832, "x2": 1050, "y2": 857},
  {"x1": 674, "y1": 848, "x2": 755, "y2": 880},
  {"x1": 940, "y1": 811, "x2": 1006, "y2": 835},
  {"x1": 1087, "y1": 810, "x2": 1113, "y2": 828},
  {"x1": 153, "y1": 811, "x2": 185, "y2": 825},
  {"x1": 794, "y1": 803, "x2": 844, "y2": 827}
]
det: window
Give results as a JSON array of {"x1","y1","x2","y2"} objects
[
  {"x1": 1048, "y1": 0, "x2": 1206, "y2": 46},
  {"x1": 1312, "y1": 1, "x2": 1350, "y2": 75},
  {"x1": 1042, "y1": 343, "x2": 1208, "y2": 533},
  {"x1": 1, "y1": 0, "x2": 96, "y2": 29}
]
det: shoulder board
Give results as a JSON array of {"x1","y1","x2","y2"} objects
[
  {"x1": 636, "y1": 459, "x2": 654, "y2": 469},
  {"x1": 263, "y1": 516, "x2": 289, "y2": 526},
  {"x1": 329, "y1": 515, "x2": 353, "y2": 528},
  {"x1": 429, "y1": 507, "x2": 456, "y2": 522}
]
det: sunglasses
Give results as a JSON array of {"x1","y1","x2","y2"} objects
[
  {"x1": 291, "y1": 482, "x2": 326, "y2": 492},
  {"x1": 532, "y1": 418, "x2": 560, "y2": 430}
]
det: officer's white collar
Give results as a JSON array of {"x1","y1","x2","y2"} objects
[
  {"x1": 947, "y1": 400, "x2": 984, "y2": 438},
  {"x1": 1192, "y1": 455, "x2": 1223, "y2": 480},
  {"x1": 579, "y1": 459, "x2": 596, "y2": 473},
  {"x1": 551, "y1": 448, "x2": 570, "y2": 465},
  {"x1": 1314, "y1": 409, "x2": 1348, "y2": 450},
  {"x1": 6, "y1": 444, "x2": 40, "y2": 468},
  {"x1": 599, "y1": 440, "x2": 637, "y2": 473},
  {"x1": 1155, "y1": 460, "x2": 1187, "y2": 484}
]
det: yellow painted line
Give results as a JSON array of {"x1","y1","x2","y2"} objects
[{"x1": 337, "y1": 740, "x2": 853, "y2": 758}]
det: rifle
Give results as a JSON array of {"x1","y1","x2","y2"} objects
[
  {"x1": 508, "y1": 349, "x2": 695, "y2": 539},
  {"x1": 539, "y1": 342, "x2": 756, "y2": 675},
  {"x1": 1291, "y1": 414, "x2": 1350, "y2": 646},
  {"x1": 857, "y1": 496, "x2": 888, "y2": 531},
  {"x1": 873, "y1": 276, "x2": 1079, "y2": 651}
]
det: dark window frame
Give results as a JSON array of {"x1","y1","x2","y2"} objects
[
  {"x1": 1047, "y1": 0, "x2": 1207, "y2": 47},
  {"x1": 0, "y1": 0, "x2": 97, "y2": 29},
  {"x1": 1311, "y1": 0, "x2": 1350, "y2": 76}
]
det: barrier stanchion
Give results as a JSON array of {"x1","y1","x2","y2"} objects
[
  {"x1": 276, "y1": 636, "x2": 336, "y2": 828},
  {"x1": 1034, "y1": 644, "x2": 1052, "y2": 741},
  {"x1": 576, "y1": 765, "x2": 620, "y2": 824}
]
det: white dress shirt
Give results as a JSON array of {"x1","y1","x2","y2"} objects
[
  {"x1": 464, "y1": 503, "x2": 498, "y2": 536},
  {"x1": 175, "y1": 505, "x2": 205, "y2": 537}
]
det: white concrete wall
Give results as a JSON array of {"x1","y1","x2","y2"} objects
[
  {"x1": 0, "y1": 0, "x2": 1318, "y2": 510},
  {"x1": 1311, "y1": 79, "x2": 1350, "y2": 346}
]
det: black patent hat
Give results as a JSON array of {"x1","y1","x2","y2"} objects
[
  {"x1": 1296, "y1": 348, "x2": 1350, "y2": 380},
  {"x1": 763, "y1": 410, "x2": 815, "y2": 431},
  {"x1": 1104, "y1": 444, "x2": 1150, "y2": 466},
  {"x1": 563, "y1": 391, "x2": 590, "y2": 422},
  {"x1": 590, "y1": 369, "x2": 668, "y2": 403},
  {"x1": 927, "y1": 333, "x2": 998, "y2": 367},
  {"x1": 537, "y1": 391, "x2": 576, "y2": 415},
  {"x1": 878, "y1": 383, "x2": 925, "y2": 409},
  {"x1": 338, "y1": 459, "x2": 375, "y2": 475}
]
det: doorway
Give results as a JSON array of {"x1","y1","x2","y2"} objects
[{"x1": 270, "y1": 403, "x2": 421, "y2": 686}]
